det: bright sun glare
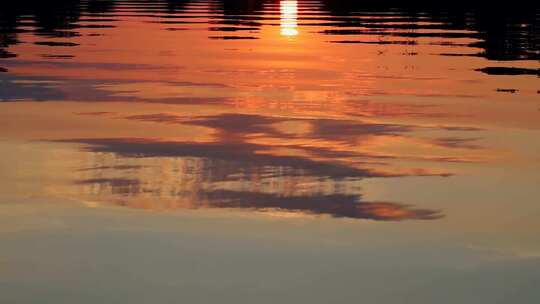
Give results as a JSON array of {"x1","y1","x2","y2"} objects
[{"x1": 280, "y1": 0, "x2": 298, "y2": 37}]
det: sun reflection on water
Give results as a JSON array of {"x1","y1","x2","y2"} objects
[{"x1": 280, "y1": 0, "x2": 298, "y2": 37}]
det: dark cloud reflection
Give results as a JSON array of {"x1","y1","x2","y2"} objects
[
  {"x1": 201, "y1": 190, "x2": 443, "y2": 221},
  {"x1": 60, "y1": 135, "x2": 447, "y2": 221},
  {"x1": 73, "y1": 162, "x2": 443, "y2": 221}
]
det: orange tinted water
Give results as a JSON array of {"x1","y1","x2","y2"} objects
[{"x1": 0, "y1": 1, "x2": 539, "y2": 302}]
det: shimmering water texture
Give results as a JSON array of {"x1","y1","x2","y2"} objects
[{"x1": 0, "y1": 1, "x2": 539, "y2": 303}]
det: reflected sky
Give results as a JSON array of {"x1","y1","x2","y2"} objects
[
  {"x1": 0, "y1": 1, "x2": 539, "y2": 302},
  {"x1": 0, "y1": 0, "x2": 538, "y2": 219}
]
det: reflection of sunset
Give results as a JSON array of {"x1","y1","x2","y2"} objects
[
  {"x1": 0, "y1": 0, "x2": 537, "y2": 244},
  {"x1": 1, "y1": 1, "x2": 540, "y2": 302},
  {"x1": 280, "y1": 1, "x2": 298, "y2": 37}
]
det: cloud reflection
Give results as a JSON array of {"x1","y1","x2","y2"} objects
[
  {"x1": 75, "y1": 174, "x2": 443, "y2": 220},
  {"x1": 201, "y1": 190, "x2": 442, "y2": 220},
  {"x1": 48, "y1": 108, "x2": 494, "y2": 222},
  {"x1": 52, "y1": 129, "x2": 451, "y2": 222}
]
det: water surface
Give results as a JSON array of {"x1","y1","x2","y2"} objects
[{"x1": 1, "y1": 1, "x2": 539, "y2": 303}]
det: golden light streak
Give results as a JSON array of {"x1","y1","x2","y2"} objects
[{"x1": 280, "y1": 0, "x2": 298, "y2": 37}]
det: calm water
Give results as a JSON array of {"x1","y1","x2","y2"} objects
[{"x1": 1, "y1": 1, "x2": 539, "y2": 303}]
